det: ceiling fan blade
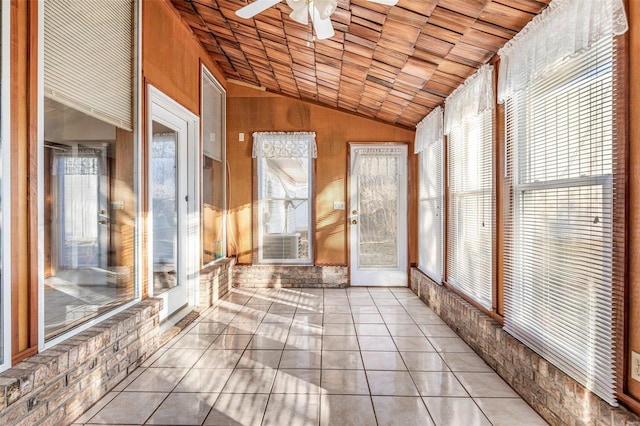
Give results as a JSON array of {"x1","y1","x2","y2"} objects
[
  {"x1": 236, "y1": 0, "x2": 282, "y2": 19},
  {"x1": 310, "y1": 6, "x2": 335, "y2": 40},
  {"x1": 367, "y1": 0, "x2": 398, "y2": 5}
]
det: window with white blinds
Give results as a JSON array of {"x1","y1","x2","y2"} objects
[
  {"x1": 416, "y1": 107, "x2": 444, "y2": 283},
  {"x1": 503, "y1": 35, "x2": 620, "y2": 405},
  {"x1": 418, "y1": 141, "x2": 443, "y2": 283},
  {"x1": 201, "y1": 67, "x2": 226, "y2": 265},
  {"x1": 44, "y1": 0, "x2": 134, "y2": 130},
  {"x1": 447, "y1": 109, "x2": 494, "y2": 308}
]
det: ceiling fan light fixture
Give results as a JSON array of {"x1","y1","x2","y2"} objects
[
  {"x1": 313, "y1": 0, "x2": 337, "y2": 20},
  {"x1": 285, "y1": 0, "x2": 306, "y2": 10},
  {"x1": 289, "y1": 6, "x2": 309, "y2": 24}
]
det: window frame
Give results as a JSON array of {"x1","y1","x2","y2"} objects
[
  {"x1": 502, "y1": 36, "x2": 619, "y2": 405},
  {"x1": 200, "y1": 64, "x2": 226, "y2": 268},
  {"x1": 0, "y1": 0, "x2": 12, "y2": 371},
  {"x1": 255, "y1": 144, "x2": 314, "y2": 265},
  {"x1": 36, "y1": 0, "x2": 142, "y2": 350},
  {"x1": 417, "y1": 140, "x2": 444, "y2": 283}
]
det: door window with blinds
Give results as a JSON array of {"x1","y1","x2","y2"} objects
[
  {"x1": 41, "y1": 0, "x2": 137, "y2": 344},
  {"x1": 445, "y1": 66, "x2": 494, "y2": 309},
  {"x1": 415, "y1": 107, "x2": 444, "y2": 282},
  {"x1": 201, "y1": 67, "x2": 226, "y2": 265},
  {"x1": 500, "y1": 0, "x2": 627, "y2": 405},
  {"x1": 253, "y1": 132, "x2": 315, "y2": 264}
]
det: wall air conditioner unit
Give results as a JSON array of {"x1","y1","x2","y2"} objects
[{"x1": 262, "y1": 233, "x2": 300, "y2": 260}]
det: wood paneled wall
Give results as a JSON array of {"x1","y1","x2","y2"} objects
[
  {"x1": 142, "y1": 0, "x2": 224, "y2": 116},
  {"x1": 226, "y1": 83, "x2": 416, "y2": 266},
  {"x1": 141, "y1": 0, "x2": 226, "y2": 295},
  {"x1": 10, "y1": 0, "x2": 38, "y2": 362}
]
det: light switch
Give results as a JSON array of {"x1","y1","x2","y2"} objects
[
  {"x1": 333, "y1": 201, "x2": 345, "y2": 210},
  {"x1": 239, "y1": 132, "x2": 245, "y2": 142}
]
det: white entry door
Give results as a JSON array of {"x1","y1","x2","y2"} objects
[
  {"x1": 148, "y1": 86, "x2": 200, "y2": 320},
  {"x1": 349, "y1": 144, "x2": 408, "y2": 286}
]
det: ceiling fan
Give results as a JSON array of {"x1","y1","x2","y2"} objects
[{"x1": 236, "y1": 0, "x2": 398, "y2": 40}]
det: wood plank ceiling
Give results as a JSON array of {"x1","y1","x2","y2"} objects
[{"x1": 170, "y1": 0, "x2": 550, "y2": 128}]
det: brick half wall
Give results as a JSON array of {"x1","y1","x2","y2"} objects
[
  {"x1": 233, "y1": 265, "x2": 348, "y2": 288},
  {"x1": 0, "y1": 299, "x2": 162, "y2": 426},
  {"x1": 410, "y1": 268, "x2": 639, "y2": 425},
  {"x1": 199, "y1": 258, "x2": 235, "y2": 309}
]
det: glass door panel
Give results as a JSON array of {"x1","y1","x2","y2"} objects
[
  {"x1": 150, "y1": 125, "x2": 179, "y2": 295},
  {"x1": 42, "y1": 97, "x2": 137, "y2": 342}
]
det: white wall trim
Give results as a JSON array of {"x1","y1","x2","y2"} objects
[
  {"x1": 0, "y1": 0, "x2": 12, "y2": 371},
  {"x1": 147, "y1": 84, "x2": 200, "y2": 316}
]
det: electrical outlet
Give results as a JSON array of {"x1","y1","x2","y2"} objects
[{"x1": 632, "y1": 351, "x2": 640, "y2": 382}]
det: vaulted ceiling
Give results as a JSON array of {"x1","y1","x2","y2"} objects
[{"x1": 170, "y1": 0, "x2": 550, "y2": 128}]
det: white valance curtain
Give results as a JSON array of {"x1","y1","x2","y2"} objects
[
  {"x1": 444, "y1": 65, "x2": 494, "y2": 135},
  {"x1": 497, "y1": 0, "x2": 628, "y2": 103},
  {"x1": 352, "y1": 148, "x2": 402, "y2": 177},
  {"x1": 252, "y1": 132, "x2": 317, "y2": 158},
  {"x1": 414, "y1": 106, "x2": 443, "y2": 154}
]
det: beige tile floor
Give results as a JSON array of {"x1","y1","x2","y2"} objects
[{"x1": 72, "y1": 287, "x2": 548, "y2": 426}]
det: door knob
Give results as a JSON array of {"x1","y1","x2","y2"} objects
[
  {"x1": 352, "y1": 210, "x2": 358, "y2": 215},
  {"x1": 351, "y1": 219, "x2": 358, "y2": 225}
]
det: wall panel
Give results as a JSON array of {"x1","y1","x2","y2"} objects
[{"x1": 226, "y1": 84, "x2": 416, "y2": 266}]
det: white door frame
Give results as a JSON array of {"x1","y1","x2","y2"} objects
[
  {"x1": 147, "y1": 85, "x2": 200, "y2": 320},
  {"x1": 349, "y1": 143, "x2": 408, "y2": 287}
]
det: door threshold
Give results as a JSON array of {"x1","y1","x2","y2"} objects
[{"x1": 159, "y1": 304, "x2": 193, "y2": 335}]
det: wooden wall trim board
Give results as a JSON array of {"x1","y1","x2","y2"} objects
[
  {"x1": 626, "y1": 0, "x2": 640, "y2": 409},
  {"x1": 10, "y1": 0, "x2": 38, "y2": 363},
  {"x1": 612, "y1": 1, "x2": 631, "y2": 405},
  {"x1": 491, "y1": 55, "x2": 504, "y2": 318},
  {"x1": 442, "y1": 279, "x2": 504, "y2": 325}
]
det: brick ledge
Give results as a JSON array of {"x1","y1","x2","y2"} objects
[
  {"x1": 0, "y1": 298, "x2": 162, "y2": 426},
  {"x1": 410, "y1": 268, "x2": 639, "y2": 425}
]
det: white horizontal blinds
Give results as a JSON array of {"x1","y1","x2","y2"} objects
[
  {"x1": 445, "y1": 66, "x2": 494, "y2": 309},
  {"x1": 418, "y1": 145, "x2": 443, "y2": 282},
  {"x1": 447, "y1": 109, "x2": 493, "y2": 308},
  {"x1": 503, "y1": 35, "x2": 619, "y2": 404},
  {"x1": 44, "y1": 0, "x2": 134, "y2": 130},
  {"x1": 202, "y1": 70, "x2": 223, "y2": 161},
  {"x1": 416, "y1": 107, "x2": 444, "y2": 282}
]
